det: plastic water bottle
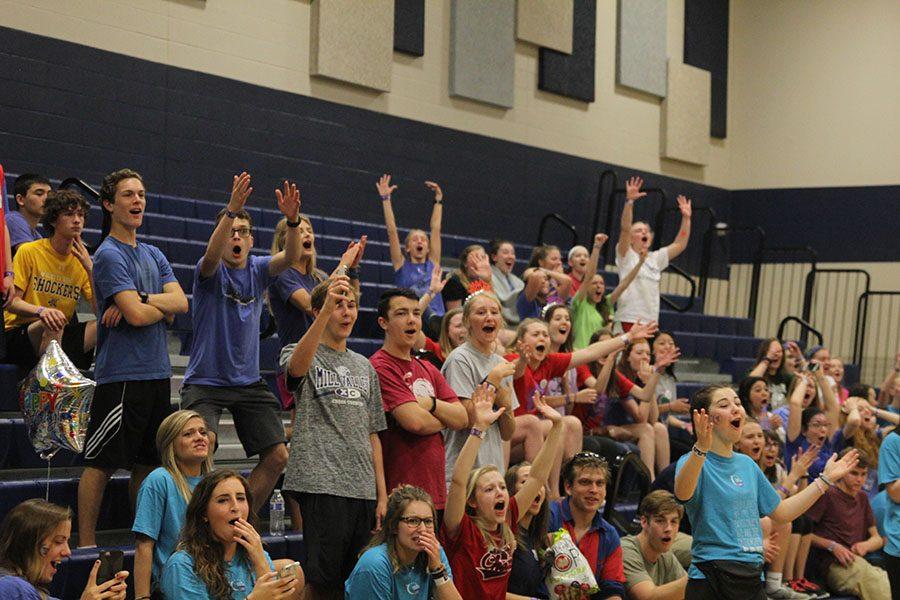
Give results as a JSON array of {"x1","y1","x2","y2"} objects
[{"x1": 269, "y1": 489, "x2": 285, "y2": 536}]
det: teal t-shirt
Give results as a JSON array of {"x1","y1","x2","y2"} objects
[
  {"x1": 345, "y1": 544, "x2": 452, "y2": 599},
  {"x1": 877, "y1": 431, "x2": 900, "y2": 557},
  {"x1": 161, "y1": 549, "x2": 274, "y2": 599},
  {"x1": 675, "y1": 451, "x2": 780, "y2": 579},
  {"x1": 132, "y1": 467, "x2": 203, "y2": 585}
]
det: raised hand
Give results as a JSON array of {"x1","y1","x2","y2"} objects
[
  {"x1": 338, "y1": 241, "x2": 360, "y2": 270},
  {"x1": 350, "y1": 235, "x2": 367, "y2": 269},
  {"x1": 472, "y1": 383, "x2": 505, "y2": 429},
  {"x1": 625, "y1": 176, "x2": 646, "y2": 202},
  {"x1": 428, "y1": 261, "x2": 449, "y2": 295},
  {"x1": 655, "y1": 345, "x2": 681, "y2": 370},
  {"x1": 322, "y1": 276, "x2": 352, "y2": 313},
  {"x1": 71, "y1": 235, "x2": 93, "y2": 273},
  {"x1": 487, "y1": 360, "x2": 516, "y2": 386},
  {"x1": 692, "y1": 409, "x2": 712, "y2": 453},
  {"x1": 789, "y1": 444, "x2": 820, "y2": 480},
  {"x1": 275, "y1": 180, "x2": 301, "y2": 221},
  {"x1": 638, "y1": 360, "x2": 654, "y2": 382},
  {"x1": 424, "y1": 181, "x2": 443, "y2": 202},
  {"x1": 593, "y1": 233, "x2": 608, "y2": 248},
  {"x1": 534, "y1": 391, "x2": 562, "y2": 423},
  {"x1": 628, "y1": 320, "x2": 659, "y2": 341},
  {"x1": 822, "y1": 448, "x2": 859, "y2": 483},
  {"x1": 228, "y1": 172, "x2": 252, "y2": 212},
  {"x1": 676, "y1": 194, "x2": 692, "y2": 218},
  {"x1": 376, "y1": 174, "x2": 397, "y2": 198}
]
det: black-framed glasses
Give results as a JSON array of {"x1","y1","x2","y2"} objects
[
  {"x1": 231, "y1": 227, "x2": 252, "y2": 238},
  {"x1": 398, "y1": 516, "x2": 435, "y2": 528}
]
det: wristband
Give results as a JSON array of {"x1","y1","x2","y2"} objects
[
  {"x1": 819, "y1": 474, "x2": 835, "y2": 487},
  {"x1": 346, "y1": 267, "x2": 360, "y2": 280},
  {"x1": 3, "y1": 270, "x2": 12, "y2": 277},
  {"x1": 777, "y1": 485, "x2": 790, "y2": 496},
  {"x1": 434, "y1": 199, "x2": 442, "y2": 205},
  {"x1": 691, "y1": 445, "x2": 707, "y2": 457},
  {"x1": 429, "y1": 396, "x2": 437, "y2": 414},
  {"x1": 813, "y1": 478, "x2": 828, "y2": 494},
  {"x1": 470, "y1": 428, "x2": 486, "y2": 440},
  {"x1": 480, "y1": 376, "x2": 498, "y2": 391},
  {"x1": 225, "y1": 209, "x2": 238, "y2": 219},
  {"x1": 35, "y1": 307, "x2": 45, "y2": 317},
  {"x1": 380, "y1": 194, "x2": 391, "y2": 201},
  {"x1": 286, "y1": 219, "x2": 301, "y2": 228},
  {"x1": 620, "y1": 333, "x2": 630, "y2": 345},
  {"x1": 826, "y1": 541, "x2": 836, "y2": 553}
]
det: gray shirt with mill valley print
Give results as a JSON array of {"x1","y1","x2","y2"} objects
[{"x1": 280, "y1": 343, "x2": 387, "y2": 500}]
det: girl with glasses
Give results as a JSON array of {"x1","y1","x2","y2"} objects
[{"x1": 345, "y1": 485, "x2": 461, "y2": 599}]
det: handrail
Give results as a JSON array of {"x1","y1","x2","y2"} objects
[
  {"x1": 58, "y1": 177, "x2": 100, "y2": 200},
  {"x1": 853, "y1": 290, "x2": 900, "y2": 375},
  {"x1": 660, "y1": 264, "x2": 697, "y2": 313},
  {"x1": 536, "y1": 212, "x2": 578, "y2": 248},
  {"x1": 698, "y1": 224, "x2": 766, "y2": 323},
  {"x1": 595, "y1": 169, "x2": 619, "y2": 264},
  {"x1": 776, "y1": 316, "x2": 824, "y2": 347}
]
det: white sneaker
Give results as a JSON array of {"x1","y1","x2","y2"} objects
[{"x1": 767, "y1": 585, "x2": 814, "y2": 600}]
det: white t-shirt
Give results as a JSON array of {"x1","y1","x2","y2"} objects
[{"x1": 615, "y1": 246, "x2": 669, "y2": 324}]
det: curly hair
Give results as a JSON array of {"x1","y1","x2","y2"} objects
[
  {"x1": 41, "y1": 189, "x2": 90, "y2": 236},
  {"x1": 177, "y1": 470, "x2": 257, "y2": 600}
]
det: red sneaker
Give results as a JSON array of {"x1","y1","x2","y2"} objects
[{"x1": 798, "y1": 578, "x2": 828, "y2": 598}]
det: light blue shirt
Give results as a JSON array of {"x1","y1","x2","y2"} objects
[
  {"x1": 676, "y1": 451, "x2": 780, "y2": 579},
  {"x1": 161, "y1": 549, "x2": 274, "y2": 599},
  {"x1": 877, "y1": 431, "x2": 900, "y2": 557},
  {"x1": 345, "y1": 544, "x2": 452, "y2": 600},
  {"x1": 132, "y1": 467, "x2": 202, "y2": 585}
]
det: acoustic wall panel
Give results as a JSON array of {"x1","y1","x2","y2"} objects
[
  {"x1": 684, "y1": 0, "x2": 729, "y2": 138},
  {"x1": 310, "y1": 0, "x2": 393, "y2": 92},
  {"x1": 516, "y1": 0, "x2": 573, "y2": 54},
  {"x1": 661, "y1": 61, "x2": 710, "y2": 165},
  {"x1": 537, "y1": 0, "x2": 596, "y2": 102},
  {"x1": 394, "y1": 0, "x2": 425, "y2": 56},
  {"x1": 615, "y1": 0, "x2": 667, "y2": 97},
  {"x1": 449, "y1": 0, "x2": 515, "y2": 108}
]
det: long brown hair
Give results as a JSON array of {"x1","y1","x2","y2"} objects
[
  {"x1": 271, "y1": 215, "x2": 326, "y2": 280},
  {"x1": 361, "y1": 485, "x2": 435, "y2": 573},
  {"x1": 438, "y1": 307, "x2": 464, "y2": 357},
  {"x1": 177, "y1": 470, "x2": 257, "y2": 600},
  {"x1": 0, "y1": 499, "x2": 71, "y2": 597}
]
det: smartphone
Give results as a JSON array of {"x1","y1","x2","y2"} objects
[
  {"x1": 97, "y1": 549, "x2": 124, "y2": 585},
  {"x1": 278, "y1": 561, "x2": 301, "y2": 580},
  {"x1": 808, "y1": 361, "x2": 820, "y2": 373}
]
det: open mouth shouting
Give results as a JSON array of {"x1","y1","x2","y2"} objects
[
  {"x1": 749, "y1": 444, "x2": 763, "y2": 460},
  {"x1": 729, "y1": 417, "x2": 743, "y2": 431},
  {"x1": 302, "y1": 239, "x2": 313, "y2": 250},
  {"x1": 534, "y1": 344, "x2": 546, "y2": 354},
  {"x1": 228, "y1": 518, "x2": 240, "y2": 526},
  {"x1": 403, "y1": 326, "x2": 418, "y2": 338},
  {"x1": 481, "y1": 324, "x2": 497, "y2": 335},
  {"x1": 493, "y1": 499, "x2": 506, "y2": 518},
  {"x1": 231, "y1": 244, "x2": 243, "y2": 258}
]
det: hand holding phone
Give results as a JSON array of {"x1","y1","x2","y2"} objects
[{"x1": 97, "y1": 549, "x2": 124, "y2": 585}]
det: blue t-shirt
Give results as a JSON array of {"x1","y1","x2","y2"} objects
[
  {"x1": 784, "y1": 430, "x2": 838, "y2": 481},
  {"x1": 345, "y1": 543, "x2": 452, "y2": 600},
  {"x1": 516, "y1": 293, "x2": 542, "y2": 320},
  {"x1": 160, "y1": 549, "x2": 274, "y2": 600},
  {"x1": 132, "y1": 467, "x2": 203, "y2": 586},
  {"x1": 675, "y1": 451, "x2": 780, "y2": 579},
  {"x1": 395, "y1": 260, "x2": 445, "y2": 318},
  {"x1": 6, "y1": 211, "x2": 41, "y2": 251},
  {"x1": 93, "y1": 236, "x2": 177, "y2": 384},
  {"x1": 184, "y1": 255, "x2": 273, "y2": 387},
  {"x1": 0, "y1": 574, "x2": 52, "y2": 599},
  {"x1": 267, "y1": 267, "x2": 320, "y2": 347},
  {"x1": 877, "y1": 431, "x2": 900, "y2": 557}
]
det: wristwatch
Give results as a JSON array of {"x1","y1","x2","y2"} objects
[{"x1": 138, "y1": 291, "x2": 150, "y2": 304}]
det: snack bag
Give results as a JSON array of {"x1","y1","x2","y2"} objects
[{"x1": 544, "y1": 528, "x2": 599, "y2": 600}]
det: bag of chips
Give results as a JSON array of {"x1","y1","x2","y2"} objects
[{"x1": 544, "y1": 528, "x2": 599, "y2": 600}]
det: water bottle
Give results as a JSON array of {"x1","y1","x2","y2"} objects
[{"x1": 269, "y1": 489, "x2": 285, "y2": 536}]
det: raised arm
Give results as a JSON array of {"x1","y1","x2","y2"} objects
[
  {"x1": 417, "y1": 261, "x2": 448, "y2": 314},
  {"x1": 617, "y1": 177, "x2": 646, "y2": 258},
  {"x1": 200, "y1": 172, "x2": 252, "y2": 279},
  {"x1": 513, "y1": 394, "x2": 563, "y2": 516},
  {"x1": 486, "y1": 360, "x2": 518, "y2": 442},
  {"x1": 608, "y1": 249, "x2": 647, "y2": 305},
  {"x1": 570, "y1": 320, "x2": 659, "y2": 368},
  {"x1": 786, "y1": 377, "x2": 807, "y2": 442},
  {"x1": 286, "y1": 276, "x2": 351, "y2": 378},
  {"x1": 664, "y1": 195, "x2": 692, "y2": 261},
  {"x1": 444, "y1": 384, "x2": 505, "y2": 539},
  {"x1": 674, "y1": 410, "x2": 711, "y2": 501},
  {"x1": 426, "y1": 181, "x2": 443, "y2": 266},
  {"x1": 267, "y1": 181, "x2": 303, "y2": 276},
  {"x1": 628, "y1": 345, "x2": 680, "y2": 403},
  {"x1": 877, "y1": 352, "x2": 900, "y2": 408},
  {"x1": 813, "y1": 366, "x2": 840, "y2": 437},
  {"x1": 841, "y1": 396, "x2": 862, "y2": 439},
  {"x1": 770, "y1": 450, "x2": 859, "y2": 523},
  {"x1": 575, "y1": 234, "x2": 607, "y2": 302},
  {"x1": 377, "y1": 174, "x2": 404, "y2": 271}
]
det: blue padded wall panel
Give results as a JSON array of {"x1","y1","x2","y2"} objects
[
  {"x1": 449, "y1": 0, "x2": 515, "y2": 108},
  {"x1": 538, "y1": 0, "x2": 596, "y2": 102},
  {"x1": 684, "y1": 0, "x2": 729, "y2": 138},
  {"x1": 394, "y1": 0, "x2": 425, "y2": 56}
]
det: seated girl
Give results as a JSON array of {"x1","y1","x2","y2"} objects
[
  {"x1": 345, "y1": 485, "x2": 461, "y2": 599},
  {"x1": 739, "y1": 376, "x2": 783, "y2": 433},
  {"x1": 160, "y1": 470, "x2": 303, "y2": 600},
  {"x1": 134, "y1": 409, "x2": 214, "y2": 599},
  {"x1": 504, "y1": 462, "x2": 550, "y2": 600}
]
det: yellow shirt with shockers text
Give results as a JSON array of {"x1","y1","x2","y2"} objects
[{"x1": 4, "y1": 238, "x2": 94, "y2": 330}]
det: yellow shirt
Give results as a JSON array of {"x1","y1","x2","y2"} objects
[{"x1": 4, "y1": 238, "x2": 94, "y2": 330}]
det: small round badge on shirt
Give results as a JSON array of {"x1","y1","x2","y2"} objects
[{"x1": 730, "y1": 474, "x2": 744, "y2": 487}]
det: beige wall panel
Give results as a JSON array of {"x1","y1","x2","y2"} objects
[
  {"x1": 661, "y1": 61, "x2": 710, "y2": 165},
  {"x1": 310, "y1": 0, "x2": 393, "y2": 92},
  {"x1": 516, "y1": 0, "x2": 573, "y2": 54}
]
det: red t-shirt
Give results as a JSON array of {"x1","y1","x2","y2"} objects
[
  {"x1": 571, "y1": 370, "x2": 634, "y2": 432},
  {"x1": 421, "y1": 336, "x2": 445, "y2": 364},
  {"x1": 442, "y1": 496, "x2": 520, "y2": 600},
  {"x1": 569, "y1": 272, "x2": 583, "y2": 294},
  {"x1": 370, "y1": 349, "x2": 459, "y2": 509},
  {"x1": 504, "y1": 352, "x2": 572, "y2": 416}
]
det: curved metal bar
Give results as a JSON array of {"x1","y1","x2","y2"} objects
[
  {"x1": 660, "y1": 264, "x2": 697, "y2": 313},
  {"x1": 537, "y1": 212, "x2": 578, "y2": 248},
  {"x1": 777, "y1": 316, "x2": 824, "y2": 347}
]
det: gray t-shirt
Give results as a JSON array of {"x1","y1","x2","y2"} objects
[
  {"x1": 280, "y1": 343, "x2": 387, "y2": 500},
  {"x1": 620, "y1": 534, "x2": 685, "y2": 590},
  {"x1": 440, "y1": 342, "x2": 519, "y2": 487}
]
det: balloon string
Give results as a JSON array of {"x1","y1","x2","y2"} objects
[{"x1": 45, "y1": 458, "x2": 51, "y2": 501}]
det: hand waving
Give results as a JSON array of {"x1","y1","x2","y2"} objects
[
  {"x1": 625, "y1": 176, "x2": 646, "y2": 202},
  {"x1": 428, "y1": 262, "x2": 448, "y2": 295},
  {"x1": 593, "y1": 233, "x2": 608, "y2": 248},
  {"x1": 275, "y1": 180, "x2": 301, "y2": 221},
  {"x1": 822, "y1": 448, "x2": 859, "y2": 483},
  {"x1": 472, "y1": 383, "x2": 505, "y2": 429},
  {"x1": 228, "y1": 172, "x2": 252, "y2": 212},
  {"x1": 628, "y1": 320, "x2": 659, "y2": 341},
  {"x1": 322, "y1": 276, "x2": 352, "y2": 313},
  {"x1": 692, "y1": 409, "x2": 712, "y2": 453},
  {"x1": 425, "y1": 181, "x2": 443, "y2": 202},
  {"x1": 534, "y1": 391, "x2": 562, "y2": 423},
  {"x1": 376, "y1": 174, "x2": 397, "y2": 198},
  {"x1": 677, "y1": 194, "x2": 692, "y2": 218}
]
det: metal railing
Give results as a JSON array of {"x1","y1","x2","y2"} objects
[
  {"x1": 854, "y1": 291, "x2": 900, "y2": 384},
  {"x1": 536, "y1": 212, "x2": 578, "y2": 249},
  {"x1": 698, "y1": 225, "x2": 766, "y2": 322},
  {"x1": 777, "y1": 316, "x2": 824, "y2": 348},
  {"x1": 802, "y1": 268, "x2": 871, "y2": 367},
  {"x1": 660, "y1": 264, "x2": 697, "y2": 312}
]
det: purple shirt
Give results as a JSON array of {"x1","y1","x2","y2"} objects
[
  {"x1": 396, "y1": 260, "x2": 445, "y2": 317},
  {"x1": 268, "y1": 267, "x2": 321, "y2": 346},
  {"x1": 6, "y1": 211, "x2": 41, "y2": 252}
]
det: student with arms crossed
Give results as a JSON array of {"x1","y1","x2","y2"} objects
[
  {"x1": 621, "y1": 490, "x2": 687, "y2": 600},
  {"x1": 371, "y1": 288, "x2": 469, "y2": 518},
  {"x1": 78, "y1": 168, "x2": 189, "y2": 547},
  {"x1": 674, "y1": 384, "x2": 860, "y2": 600},
  {"x1": 281, "y1": 276, "x2": 387, "y2": 600}
]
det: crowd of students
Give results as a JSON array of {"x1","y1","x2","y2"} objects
[{"x1": 0, "y1": 169, "x2": 897, "y2": 600}]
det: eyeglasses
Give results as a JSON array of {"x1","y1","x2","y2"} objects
[
  {"x1": 398, "y1": 516, "x2": 435, "y2": 528},
  {"x1": 231, "y1": 227, "x2": 252, "y2": 238}
]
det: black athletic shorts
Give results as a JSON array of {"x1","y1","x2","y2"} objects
[
  {"x1": 4, "y1": 321, "x2": 93, "y2": 371},
  {"x1": 83, "y1": 378, "x2": 172, "y2": 469},
  {"x1": 292, "y1": 493, "x2": 376, "y2": 587}
]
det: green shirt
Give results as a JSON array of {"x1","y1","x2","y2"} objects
[
  {"x1": 571, "y1": 294, "x2": 614, "y2": 350},
  {"x1": 621, "y1": 534, "x2": 685, "y2": 590}
]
